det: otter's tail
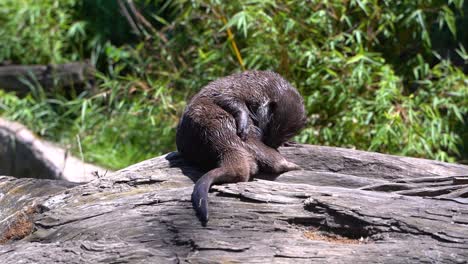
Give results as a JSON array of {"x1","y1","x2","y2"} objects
[{"x1": 191, "y1": 168, "x2": 223, "y2": 226}]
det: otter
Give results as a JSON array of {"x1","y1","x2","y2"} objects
[{"x1": 176, "y1": 70, "x2": 306, "y2": 225}]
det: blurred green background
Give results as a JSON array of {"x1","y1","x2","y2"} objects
[{"x1": 0, "y1": 0, "x2": 466, "y2": 169}]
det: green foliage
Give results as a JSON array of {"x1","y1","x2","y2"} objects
[
  {"x1": 0, "y1": 78, "x2": 180, "y2": 170},
  {"x1": 0, "y1": 0, "x2": 78, "y2": 64},
  {"x1": 0, "y1": 0, "x2": 467, "y2": 168}
]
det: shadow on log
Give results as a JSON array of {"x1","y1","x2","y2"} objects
[
  {"x1": 0, "y1": 144, "x2": 467, "y2": 263},
  {"x1": 0, "y1": 62, "x2": 94, "y2": 96}
]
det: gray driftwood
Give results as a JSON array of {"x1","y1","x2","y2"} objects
[
  {"x1": 0, "y1": 62, "x2": 94, "y2": 95},
  {"x1": 0, "y1": 118, "x2": 106, "y2": 182},
  {"x1": 0, "y1": 144, "x2": 467, "y2": 263}
]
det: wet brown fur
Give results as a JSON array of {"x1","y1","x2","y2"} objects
[{"x1": 176, "y1": 70, "x2": 306, "y2": 225}]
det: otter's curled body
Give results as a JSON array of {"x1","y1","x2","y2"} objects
[{"x1": 176, "y1": 71, "x2": 306, "y2": 225}]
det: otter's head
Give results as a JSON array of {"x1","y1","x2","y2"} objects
[{"x1": 263, "y1": 89, "x2": 306, "y2": 149}]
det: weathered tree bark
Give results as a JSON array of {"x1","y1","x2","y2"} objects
[
  {"x1": 0, "y1": 144, "x2": 467, "y2": 263},
  {"x1": 0, "y1": 118, "x2": 106, "y2": 182},
  {"x1": 0, "y1": 62, "x2": 94, "y2": 95}
]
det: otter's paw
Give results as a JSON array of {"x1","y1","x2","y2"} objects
[{"x1": 281, "y1": 160, "x2": 302, "y2": 172}]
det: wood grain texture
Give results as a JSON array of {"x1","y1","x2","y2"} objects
[{"x1": 0, "y1": 144, "x2": 467, "y2": 263}]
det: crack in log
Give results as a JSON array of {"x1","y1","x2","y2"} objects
[
  {"x1": 114, "y1": 178, "x2": 166, "y2": 187},
  {"x1": 361, "y1": 183, "x2": 416, "y2": 192},
  {"x1": 132, "y1": 198, "x2": 185, "y2": 210},
  {"x1": 274, "y1": 254, "x2": 320, "y2": 259},
  {"x1": 194, "y1": 246, "x2": 249, "y2": 252},
  {"x1": 35, "y1": 211, "x2": 112, "y2": 229},
  {"x1": 304, "y1": 199, "x2": 375, "y2": 239},
  {"x1": 397, "y1": 176, "x2": 456, "y2": 183},
  {"x1": 160, "y1": 219, "x2": 251, "y2": 254},
  {"x1": 0, "y1": 249, "x2": 16, "y2": 257},
  {"x1": 132, "y1": 199, "x2": 161, "y2": 207},
  {"x1": 285, "y1": 216, "x2": 325, "y2": 226},
  {"x1": 158, "y1": 220, "x2": 195, "y2": 258},
  {"x1": 434, "y1": 197, "x2": 468, "y2": 204},
  {"x1": 396, "y1": 185, "x2": 468, "y2": 197},
  {"x1": 306, "y1": 198, "x2": 466, "y2": 244}
]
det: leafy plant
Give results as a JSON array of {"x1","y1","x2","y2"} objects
[
  {"x1": 0, "y1": 0, "x2": 78, "y2": 64},
  {"x1": 0, "y1": 0, "x2": 466, "y2": 168}
]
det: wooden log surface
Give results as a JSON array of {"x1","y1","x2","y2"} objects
[
  {"x1": 0, "y1": 62, "x2": 94, "y2": 95},
  {"x1": 0, "y1": 144, "x2": 467, "y2": 263}
]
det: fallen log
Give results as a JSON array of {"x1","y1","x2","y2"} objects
[
  {"x1": 0, "y1": 144, "x2": 467, "y2": 263},
  {"x1": 0, "y1": 118, "x2": 106, "y2": 182},
  {"x1": 0, "y1": 62, "x2": 94, "y2": 95}
]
